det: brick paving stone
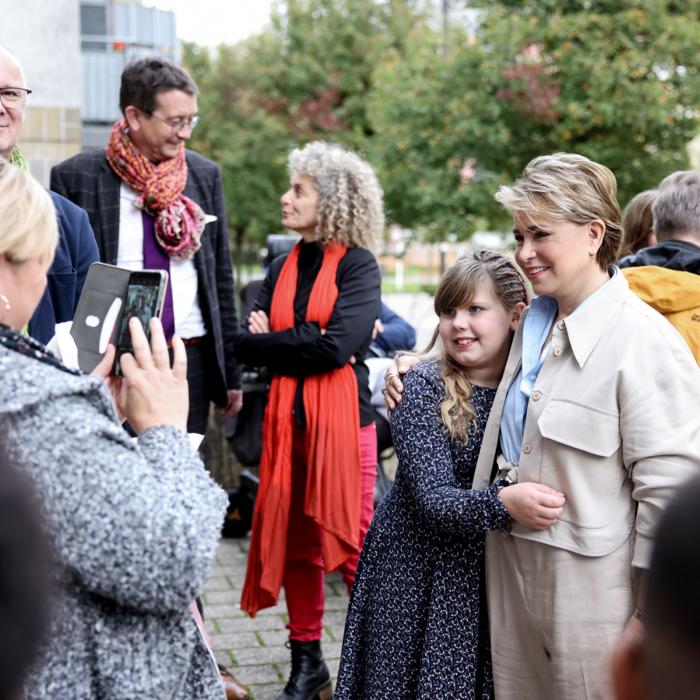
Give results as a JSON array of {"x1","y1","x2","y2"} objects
[
  {"x1": 204, "y1": 537, "x2": 350, "y2": 698},
  {"x1": 204, "y1": 604, "x2": 248, "y2": 619},
  {"x1": 210, "y1": 632, "x2": 261, "y2": 650},
  {"x1": 234, "y1": 644, "x2": 291, "y2": 666},
  {"x1": 214, "y1": 615, "x2": 287, "y2": 634},
  {"x1": 233, "y1": 664, "x2": 283, "y2": 686},
  {"x1": 204, "y1": 575, "x2": 232, "y2": 592},
  {"x1": 203, "y1": 589, "x2": 245, "y2": 605},
  {"x1": 248, "y1": 684, "x2": 284, "y2": 700},
  {"x1": 258, "y1": 629, "x2": 289, "y2": 647},
  {"x1": 323, "y1": 595, "x2": 350, "y2": 612}
]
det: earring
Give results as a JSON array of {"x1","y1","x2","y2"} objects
[{"x1": 0, "y1": 292, "x2": 10, "y2": 323}]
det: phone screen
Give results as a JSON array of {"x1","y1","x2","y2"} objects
[{"x1": 113, "y1": 271, "x2": 166, "y2": 373}]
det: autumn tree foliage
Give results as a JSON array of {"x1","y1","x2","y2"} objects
[{"x1": 185, "y1": 0, "x2": 700, "y2": 247}]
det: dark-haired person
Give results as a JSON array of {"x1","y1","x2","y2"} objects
[
  {"x1": 50, "y1": 56, "x2": 243, "y2": 435},
  {"x1": 50, "y1": 55, "x2": 247, "y2": 700},
  {"x1": 611, "y1": 473, "x2": 700, "y2": 700},
  {"x1": 618, "y1": 190, "x2": 657, "y2": 259},
  {"x1": 0, "y1": 45, "x2": 99, "y2": 343},
  {"x1": 620, "y1": 171, "x2": 700, "y2": 363}
]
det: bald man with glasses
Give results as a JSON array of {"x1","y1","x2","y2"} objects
[{"x1": 0, "y1": 44, "x2": 99, "y2": 344}]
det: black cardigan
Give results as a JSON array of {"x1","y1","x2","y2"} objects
[{"x1": 234, "y1": 241, "x2": 381, "y2": 427}]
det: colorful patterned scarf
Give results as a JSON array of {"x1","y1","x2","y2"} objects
[
  {"x1": 9, "y1": 146, "x2": 29, "y2": 173},
  {"x1": 105, "y1": 119, "x2": 205, "y2": 260}
]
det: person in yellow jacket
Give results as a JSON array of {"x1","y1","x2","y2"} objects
[{"x1": 620, "y1": 170, "x2": 700, "y2": 364}]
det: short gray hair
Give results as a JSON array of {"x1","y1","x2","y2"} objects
[
  {"x1": 652, "y1": 170, "x2": 700, "y2": 241},
  {"x1": 287, "y1": 141, "x2": 384, "y2": 250},
  {"x1": 0, "y1": 44, "x2": 26, "y2": 86}
]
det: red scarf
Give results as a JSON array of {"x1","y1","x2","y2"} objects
[
  {"x1": 241, "y1": 242, "x2": 362, "y2": 616},
  {"x1": 105, "y1": 119, "x2": 205, "y2": 260}
]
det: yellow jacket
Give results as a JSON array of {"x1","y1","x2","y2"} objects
[{"x1": 623, "y1": 265, "x2": 700, "y2": 364}]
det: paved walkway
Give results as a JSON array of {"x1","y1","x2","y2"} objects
[
  {"x1": 203, "y1": 537, "x2": 349, "y2": 700},
  {"x1": 202, "y1": 292, "x2": 432, "y2": 698}
]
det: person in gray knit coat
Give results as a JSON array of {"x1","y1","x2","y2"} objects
[{"x1": 0, "y1": 163, "x2": 228, "y2": 698}]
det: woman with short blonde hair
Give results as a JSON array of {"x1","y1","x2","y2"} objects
[
  {"x1": 474, "y1": 153, "x2": 700, "y2": 699},
  {"x1": 0, "y1": 160, "x2": 228, "y2": 700}
]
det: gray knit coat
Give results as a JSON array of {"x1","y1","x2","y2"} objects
[{"x1": 0, "y1": 346, "x2": 228, "y2": 700}]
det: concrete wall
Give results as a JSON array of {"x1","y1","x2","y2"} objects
[{"x1": 0, "y1": 0, "x2": 82, "y2": 184}]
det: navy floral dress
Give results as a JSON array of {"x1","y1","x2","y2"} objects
[{"x1": 335, "y1": 359, "x2": 510, "y2": 699}]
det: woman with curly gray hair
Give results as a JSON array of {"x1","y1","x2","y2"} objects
[{"x1": 235, "y1": 141, "x2": 383, "y2": 700}]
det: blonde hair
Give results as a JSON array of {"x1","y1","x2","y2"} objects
[
  {"x1": 0, "y1": 159, "x2": 58, "y2": 267},
  {"x1": 620, "y1": 189, "x2": 657, "y2": 258},
  {"x1": 288, "y1": 141, "x2": 384, "y2": 250},
  {"x1": 495, "y1": 153, "x2": 623, "y2": 268},
  {"x1": 426, "y1": 250, "x2": 528, "y2": 443}
]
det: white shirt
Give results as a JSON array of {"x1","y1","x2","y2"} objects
[{"x1": 117, "y1": 184, "x2": 206, "y2": 339}]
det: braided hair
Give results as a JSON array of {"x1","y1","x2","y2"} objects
[{"x1": 425, "y1": 249, "x2": 528, "y2": 442}]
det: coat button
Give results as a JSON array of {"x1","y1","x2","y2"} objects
[
  {"x1": 531, "y1": 390, "x2": 542, "y2": 401},
  {"x1": 557, "y1": 320, "x2": 565, "y2": 331},
  {"x1": 522, "y1": 443, "x2": 532, "y2": 454},
  {"x1": 553, "y1": 347, "x2": 562, "y2": 357}
]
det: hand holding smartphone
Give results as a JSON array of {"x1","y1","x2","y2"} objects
[
  {"x1": 113, "y1": 270, "x2": 168, "y2": 376},
  {"x1": 70, "y1": 263, "x2": 169, "y2": 375}
]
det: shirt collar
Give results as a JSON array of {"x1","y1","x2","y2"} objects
[{"x1": 561, "y1": 266, "x2": 627, "y2": 368}]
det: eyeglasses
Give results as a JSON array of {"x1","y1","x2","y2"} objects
[
  {"x1": 143, "y1": 110, "x2": 199, "y2": 133},
  {"x1": 0, "y1": 87, "x2": 32, "y2": 110}
]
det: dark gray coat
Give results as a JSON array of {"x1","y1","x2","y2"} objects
[
  {"x1": 50, "y1": 148, "x2": 241, "y2": 404},
  {"x1": 0, "y1": 346, "x2": 227, "y2": 699}
]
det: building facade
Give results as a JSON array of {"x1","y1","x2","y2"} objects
[
  {"x1": 80, "y1": 0, "x2": 178, "y2": 149},
  {"x1": 0, "y1": 0, "x2": 82, "y2": 184}
]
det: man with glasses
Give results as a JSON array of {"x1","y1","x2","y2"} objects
[
  {"x1": 0, "y1": 44, "x2": 99, "y2": 344},
  {"x1": 51, "y1": 57, "x2": 244, "y2": 433},
  {"x1": 51, "y1": 56, "x2": 247, "y2": 700}
]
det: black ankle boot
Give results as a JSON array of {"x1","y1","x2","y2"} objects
[{"x1": 277, "y1": 640, "x2": 332, "y2": 700}]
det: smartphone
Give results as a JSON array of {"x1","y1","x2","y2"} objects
[
  {"x1": 71, "y1": 263, "x2": 131, "y2": 374},
  {"x1": 113, "y1": 270, "x2": 169, "y2": 376}
]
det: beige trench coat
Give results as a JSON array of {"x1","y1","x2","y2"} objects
[{"x1": 473, "y1": 271, "x2": 700, "y2": 569}]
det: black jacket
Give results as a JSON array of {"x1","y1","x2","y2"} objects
[
  {"x1": 235, "y1": 241, "x2": 381, "y2": 426},
  {"x1": 619, "y1": 239, "x2": 700, "y2": 274},
  {"x1": 50, "y1": 148, "x2": 241, "y2": 403},
  {"x1": 29, "y1": 192, "x2": 99, "y2": 345}
]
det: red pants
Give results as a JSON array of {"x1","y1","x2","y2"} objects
[{"x1": 284, "y1": 422, "x2": 377, "y2": 642}]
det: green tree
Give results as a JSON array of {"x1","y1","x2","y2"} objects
[
  {"x1": 371, "y1": 0, "x2": 700, "y2": 237},
  {"x1": 184, "y1": 40, "x2": 291, "y2": 263},
  {"x1": 184, "y1": 0, "x2": 425, "y2": 255},
  {"x1": 466, "y1": 0, "x2": 700, "y2": 203}
]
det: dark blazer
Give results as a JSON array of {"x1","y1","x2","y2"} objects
[
  {"x1": 28, "y1": 191, "x2": 99, "y2": 345},
  {"x1": 50, "y1": 149, "x2": 241, "y2": 404}
]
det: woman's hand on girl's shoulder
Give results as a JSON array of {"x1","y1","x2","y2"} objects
[
  {"x1": 498, "y1": 482, "x2": 566, "y2": 531},
  {"x1": 383, "y1": 353, "x2": 421, "y2": 411}
]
